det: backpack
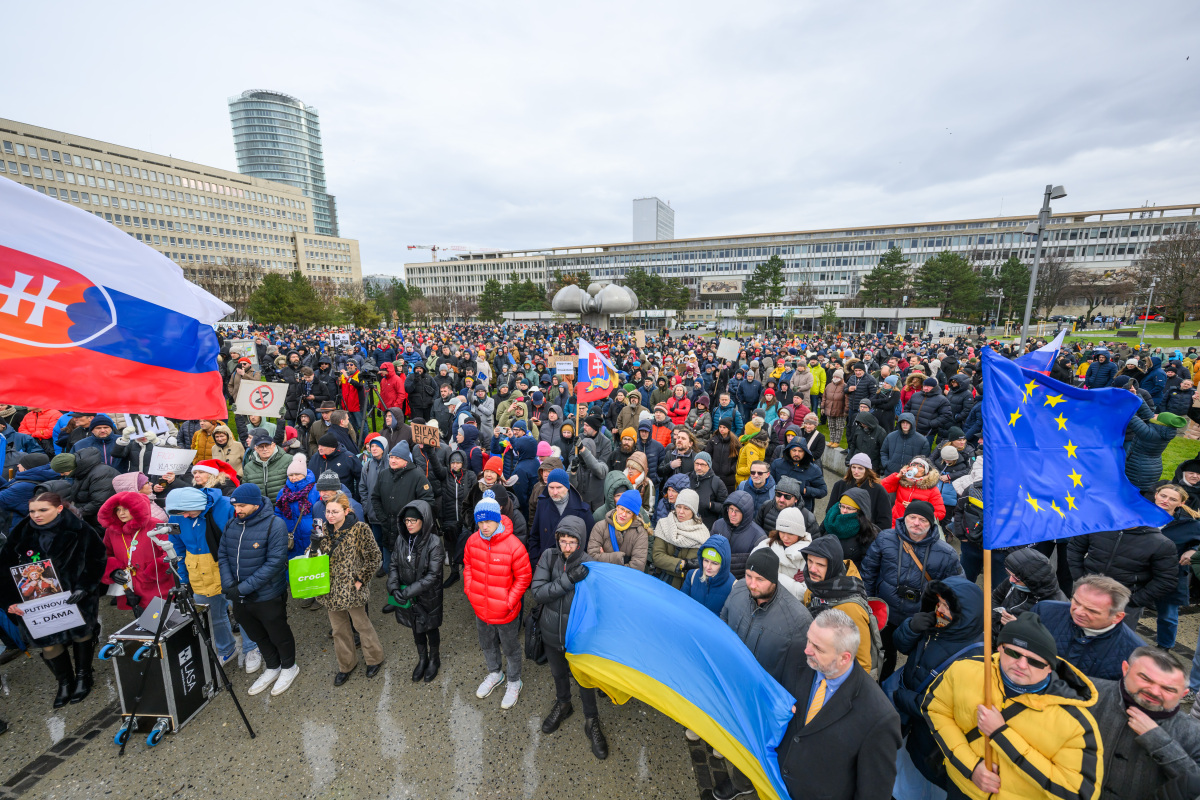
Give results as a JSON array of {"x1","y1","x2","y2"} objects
[
  {"x1": 958, "y1": 481, "x2": 983, "y2": 543},
  {"x1": 850, "y1": 595, "x2": 886, "y2": 681}
]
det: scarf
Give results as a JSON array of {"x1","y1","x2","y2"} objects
[
  {"x1": 1001, "y1": 669, "x2": 1052, "y2": 696},
  {"x1": 275, "y1": 480, "x2": 313, "y2": 521},
  {"x1": 823, "y1": 505, "x2": 862, "y2": 540},
  {"x1": 655, "y1": 512, "x2": 710, "y2": 550},
  {"x1": 806, "y1": 572, "x2": 867, "y2": 609}
]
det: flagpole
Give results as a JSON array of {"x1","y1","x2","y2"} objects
[{"x1": 982, "y1": 548, "x2": 994, "y2": 770}]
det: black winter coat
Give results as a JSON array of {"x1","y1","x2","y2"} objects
[
  {"x1": 826, "y1": 478, "x2": 892, "y2": 534},
  {"x1": 945, "y1": 374, "x2": 975, "y2": 424},
  {"x1": 67, "y1": 447, "x2": 119, "y2": 520},
  {"x1": 404, "y1": 370, "x2": 437, "y2": 414},
  {"x1": 905, "y1": 388, "x2": 953, "y2": 437},
  {"x1": 370, "y1": 463, "x2": 435, "y2": 544},
  {"x1": 704, "y1": 433, "x2": 740, "y2": 493},
  {"x1": 1067, "y1": 526, "x2": 1178, "y2": 608},
  {"x1": 530, "y1": 516, "x2": 591, "y2": 652},
  {"x1": 690, "y1": 470, "x2": 729, "y2": 530},
  {"x1": 992, "y1": 547, "x2": 1066, "y2": 638},
  {"x1": 710, "y1": 490, "x2": 766, "y2": 580},
  {"x1": 845, "y1": 412, "x2": 886, "y2": 472},
  {"x1": 387, "y1": 500, "x2": 444, "y2": 633}
]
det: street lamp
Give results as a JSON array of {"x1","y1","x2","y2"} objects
[
  {"x1": 994, "y1": 288, "x2": 1004, "y2": 331},
  {"x1": 1140, "y1": 278, "x2": 1157, "y2": 349},
  {"x1": 1018, "y1": 184, "x2": 1067, "y2": 352}
]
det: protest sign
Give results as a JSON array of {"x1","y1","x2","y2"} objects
[
  {"x1": 235, "y1": 381, "x2": 289, "y2": 417},
  {"x1": 334, "y1": 333, "x2": 351, "y2": 345},
  {"x1": 227, "y1": 339, "x2": 258, "y2": 367},
  {"x1": 11, "y1": 559, "x2": 62, "y2": 601},
  {"x1": 552, "y1": 356, "x2": 575, "y2": 376},
  {"x1": 411, "y1": 424, "x2": 440, "y2": 447},
  {"x1": 149, "y1": 448, "x2": 197, "y2": 476},
  {"x1": 716, "y1": 338, "x2": 740, "y2": 362},
  {"x1": 634, "y1": 330, "x2": 646, "y2": 348},
  {"x1": 111, "y1": 414, "x2": 174, "y2": 441},
  {"x1": 19, "y1": 592, "x2": 84, "y2": 638}
]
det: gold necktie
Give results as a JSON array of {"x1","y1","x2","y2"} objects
[{"x1": 805, "y1": 678, "x2": 827, "y2": 724}]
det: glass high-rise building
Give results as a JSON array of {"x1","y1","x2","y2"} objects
[{"x1": 228, "y1": 90, "x2": 338, "y2": 237}]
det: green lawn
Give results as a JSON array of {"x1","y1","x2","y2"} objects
[{"x1": 1162, "y1": 435, "x2": 1199, "y2": 480}]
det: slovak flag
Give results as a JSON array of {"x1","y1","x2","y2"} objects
[
  {"x1": 1014, "y1": 329, "x2": 1067, "y2": 375},
  {"x1": 0, "y1": 179, "x2": 232, "y2": 418},
  {"x1": 577, "y1": 338, "x2": 619, "y2": 402}
]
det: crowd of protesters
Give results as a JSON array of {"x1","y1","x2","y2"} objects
[{"x1": 3, "y1": 319, "x2": 1200, "y2": 800}]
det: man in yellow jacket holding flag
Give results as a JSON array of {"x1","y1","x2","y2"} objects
[{"x1": 921, "y1": 611, "x2": 1102, "y2": 800}]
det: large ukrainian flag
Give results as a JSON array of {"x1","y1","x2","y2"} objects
[{"x1": 565, "y1": 563, "x2": 795, "y2": 800}]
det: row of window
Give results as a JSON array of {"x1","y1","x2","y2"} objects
[{"x1": 301, "y1": 237, "x2": 349, "y2": 250}]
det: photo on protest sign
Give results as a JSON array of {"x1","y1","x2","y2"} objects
[
  {"x1": 117, "y1": 414, "x2": 174, "y2": 441},
  {"x1": 148, "y1": 448, "x2": 197, "y2": 476},
  {"x1": 716, "y1": 337, "x2": 740, "y2": 362},
  {"x1": 411, "y1": 424, "x2": 440, "y2": 447},
  {"x1": 227, "y1": 339, "x2": 258, "y2": 367},
  {"x1": 11, "y1": 559, "x2": 62, "y2": 601},
  {"x1": 19, "y1": 592, "x2": 84, "y2": 639},
  {"x1": 234, "y1": 381, "x2": 289, "y2": 418},
  {"x1": 334, "y1": 333, "x2": 351, "y2": 345}
]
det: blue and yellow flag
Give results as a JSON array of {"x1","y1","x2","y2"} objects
[
  {"x1": 982, "y1": 347, "x2": 1170, "y2": 549},
  {"x1": 566, "y1": 563, "x2": 795, "y2": 800}
]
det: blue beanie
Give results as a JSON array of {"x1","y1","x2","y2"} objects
[
  {"x1": 390, "y1": 441, "x2": 411, "y2": 461},
  {"x1": 547, "y1": 468, "x2": 570, "y2": 489},
  {"x1": 617, "y1": 489, "x2": 643, "y2": 516},
  {"x1": 230, "y1": 483, "x2": 263, "y2": 506},
  {"x1": 474, "y1": 489, "x2": 502, "y2": 530},
  {"x1": 513, "y1": 420, "x2": 528, "y2": 432},
  {"x1": 165, "y1": 487, "x2": 209, "y2": 512}
]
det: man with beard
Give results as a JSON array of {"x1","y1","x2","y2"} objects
[
  {"x1": 1093, "y1": 647, "x2": 1200, "y2": 800},
  {"x1": 608, "y1": 428, "x2": 637, "y2": 473},
  {"x1": 802, "y1": 535, "x2": 878, "y2": 677}
]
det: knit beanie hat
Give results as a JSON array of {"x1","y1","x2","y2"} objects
[
  {"x1": 585, "y1": 414, "x2": 603, "y2": 433},
  {"x1": 318, "y1": 433, "x2": 339, "y2": 448},
  {"x1": 50, "y1": 453, "x2": 76, "y2": 473},
  {"x1": 847, "y1": 452, "x2": 873, "y2": 469},
  {"x1": 483, "y1": 455, "x2": 504, "y2": 476},
  {"x1": 744, "y1": 547, "x2": 780, "y2": 584},
  {"x1": 774, "y1": 507, "x2": 808, "y2": 538},
  {"x1": 547, "y1": 468, "x2": 570, "y2": 489},
  {"x1": 474, "y1": 489, "x2": 502, "y2": 527},
  {"x1": 231, "y1": 483, "x2": 263, "y2": 506},
  {"x1": 674, "y1": 488, "x2": 700, "y2": 517},
  {"x1": 904, "y1": 500, "x2": 938, "y2": 529},
  {"x1": 287, "y1": 453, "x2": 307, "y2": 476},
  {"x1": 390, "y1": 441, "x2": 412, "y2": 461},
  {"x1": 700, "y1": 546, "x2": 722, "y2": 565},
  {"x1": 621, "y1": 427, "x2": 637, "y2": 441},
  {"x1": 165, "y1": 487, "x2": 209, "y2": 513},
  {"x1": 19, "y1": 453, "x2": 49, "y2": 470},
  {"x1": 617, "y1": 489, "x2": 643, "y2": 516},
  {"x1": 536, "y1": 441, "x2": 552, "y2": 458},
  {"x1": 89, "y1": 414, "x2": 115, "y2": 431},
  {"x1": 694, "y1": 451, "x2": 713, "y2": 467},
  {"x1": 997, "y1": 611, "x2": 1058, "y2": 667},
  {"x1": 923, "y1": 377, "x2": 939, "y2": 388},
  {"x1": 940, "y1": 445, "x2": 960, "y2": 462},
  {"x1": 316, "y1": 470, "x2": 342, "y2": 491}
]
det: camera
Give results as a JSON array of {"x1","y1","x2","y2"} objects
[
  {"x1": 358, "y1": 360, "x2": 381, "y2": 383},
  {"x1": 898, "y1": 585, "x2": 921, "y2": 603}
]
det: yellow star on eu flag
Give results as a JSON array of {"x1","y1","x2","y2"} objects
[
  {"x1": 1055, "y1": 413, "x2": 1068, "y2": 431},
  {"x1": 1009, "y1": 409, "x2": 1022, "y2": 426},
  {"x1": 1026, "y1": 493, "x2": 1041, "y2": 512},
  {"x1": 1050, "y1": 500, "x2": 1065, "y2": 518},
  {"x1": 1068, "y1": 469, "x2": 1083, "y2": 487},
  {"x1": 1043, "y1": 394, "x2": 1066, "y2": 408},
  {"x1": 1064, "y1": 440, "x2": 1078, "y2": 458},
  {"x1": 1065, "y1": 493, "x2": 1077, "y2": 510},
  {"x1": 1023, "y1": 380, "x2": 1039, "y2": 401}
]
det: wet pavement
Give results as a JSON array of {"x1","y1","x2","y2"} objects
[{"x1": 3, "y1": 467, "x2": 1198, "y2": 800}]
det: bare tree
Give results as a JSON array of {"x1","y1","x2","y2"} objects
[
  {"x1": 1035, "y1": 253, "x2": 1072, "y2": 318},
  {"x1": 1067, "y1": 267, "x2": 1134, "y2": 324},
  {"x1": 1136, "y1": 227, "x2": 1200, "y2": 338},
  {"x1": 454, "y1": 293, "x2": 479, "y2": 321},
  {"x1": 410, "y1": 298, "x2": 431, "y2": 326}
]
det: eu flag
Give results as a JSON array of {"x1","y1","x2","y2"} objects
[{"x1": 982, "y1": 347, "x2": 1170, "y2": 549}]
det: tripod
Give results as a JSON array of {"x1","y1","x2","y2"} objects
[
  {"x1": 363, "y1": 380, "x2": 386, "y2": 440},
  {"x1": 102, "y1": 530, "x2": 255, "y2": 754}
]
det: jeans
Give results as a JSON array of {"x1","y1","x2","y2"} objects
[
  {"x1": 232, "y1": 595, "x2": 296, "y2": 670},
  {"x1": 958, "y1": 542, "x2": 1009, "y2": 586},
  {"x1": 475, "y1": 615, "x2": 522, "y2": 683},
  {"x1": 197, "y1": 592, "x2": 237, "y2": 660},
  {"x1": 1157, "y1": 599, "x2": 1181, "y2": 648},
  {"x1": 545, "y1": 644, "x2": 597, "y2": 717},
  {"x1": 370, "y1": 522, "x2": 390, "y2": 572}
]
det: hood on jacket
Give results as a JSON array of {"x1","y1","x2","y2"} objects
[
  {"x1": 554, "y1": 515, "x2": 589, "y2": 565},
  {"x1": 897, "y1": 412, "x2": 917, "y2": 432},
  {"x1": 386, "y1": 407, "x2": 407, "y2": 431},
  {"x1": 783, "y1": 435, "x2": 813, "y2": 465},
  {"x1": 98, "y1": 491, "x2": 154, "y2": 535},
  {"x1": 213, "y1": 423, "x2": 235, "y2": 443},
  {"x1": 854, "y1": 412, "x2": 881, "y2": 432},
  {"x1": 72, "y1": 446, "x2": 106, "y2": 477},
  {"x1": 539, "y1": 456, "x2": 564, "y2": 476},
  {"x1": 1001, "y1": 547, "x2": 1062, "y2": 601},
  {"x1": 722, "y1": 490, "x2": 757, "y2": 533},
  {"x1": 919, "y1": 576, "x2": 984, "y2": 641},
  {"x1": 399, "y1": 499, "x2": 436, "y2": 540},
  {"x1": 602, "y1": 471, "x2": 635, "y2": 506},
  {"x1": 626, "y1": 450, "x2": 649, "y2": 479},
  {"x1": 665, "y1": 473, "x2": 691, "y2": 494},
  {"x1": 948, "y1": 373, "x2": 970, "y2": 390},
  {"x1": 380, "y1": 362, "x2": 396, "y2": 377},
  {"x1": 842, "y1": 486, "x2": 873, "y2": 520},
  {"x1": 459, "y1": 425, "x2": 480, "y2": 450},
  {"x1": 514, "y1": 436, "x2": 539, "y2": 463},
  {"x1": 803, "y1": 535, "x2": 846, "y2": 578},
  {"x1": 548, "y1": 403, "x2": 564, "y2": 420},
  {"x1": 698, "y1": 533, "x2": 733, "y2": 587}
]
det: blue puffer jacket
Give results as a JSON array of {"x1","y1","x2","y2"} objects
[
  {"x1": 682, "y1": 534, "x2": 733, "y2": 615},
  {"x1": 1142, "y1": 357, "x2": 1168, "y2": 410},
  {"x1": 1029, "y1": 599, "x2": 1144, "y2": 681},
  {"x1": 737, "y1": 474, "x2": 776, "y2": 516},
  {"x1": 1124, "y1": 415, "x2": 1178, "y2": 491},
  {"x1": 168, "y1": 487, "x2": 235, "y2": 587},
  {"x1": 0, "y1": 464, "x2": 61, "y2": 531},
  {"x1": 1084, "y1": 354, "x2": 1117, "y2": 388},
  {"x1": 711, "y1": 403, "x2": 744, "y2": 436},
  {"x1": 860, "y1": 519, "x2": 963, "y2": 623},
  {"x1": 274, "y1": 471, "x2": 321, "y2": 558},
  {"x1": 768, "y1": 437, "x2": 826, "y2": 512},
  {"x1": 218, "y1": 501, "x2": 290, "y2": 602},
  {"x1": 511, "y1": 437, "x2": 542, "y2": 519},
  {"x1": 635, "y1": 420, "x2": 666, "y2": 489},
  {"x1": 880, "y1": 413, "x2": 928, "y2": 475}
]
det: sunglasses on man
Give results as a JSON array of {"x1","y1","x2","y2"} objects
[
  {"x1": 775, "y1": 491, "x2": 795, "y2": 501},
  {"x1": 1000, "y1": 645, "x2": 1050, "y2": 671},
  {"x1": 750, "y1": 469, "x2": 769, "y2": 476}
]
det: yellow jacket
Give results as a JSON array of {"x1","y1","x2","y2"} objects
[
  {"x1": 922, "y1": 653, "x2": 1102, "y2": 800},
  {"x1": 809, "y1": 364, "x2": 827, "y2": 397},
  {"x1": 802, "y1": 560, "x2": 875, "y2": 676},
  {"x1": 735, "y1": 436, "x2": 766, "y2": 485}
]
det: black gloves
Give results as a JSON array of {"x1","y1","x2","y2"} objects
[
  {"x1": 109, "y1": 569, "x2": 129, "y2": 585},
  {"x1": 622, "y1": 551, "x2": 633, "y2": 564},
  {"x1": 683, "y1": 557, "x2": 700, "y2": 572},
  {"x1": 66, "y1": 589, "x2": 88, "y2": 605},
  {"x1": 223, "y1": 586, "x2": 242, "y2": 604},
  {"x1": 908, "y1": 611, "x2": 937, "y2": 634},
  {"x1": 567, "y1": 564, "x2": 589, "y2": 583}
]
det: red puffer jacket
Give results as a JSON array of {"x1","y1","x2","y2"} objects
[
  {"x1": 19, "y1": 409, "x2": 62, "y2": 441},
  {"x1": 378, "y1": 362, "x2": 408, "y2": 410},
  {"x1": 463, "y1": 516, "x2": 532, "y2": 624},
  {"x1": 665, "y1": 395, "x2": 691, "y2": 426}
]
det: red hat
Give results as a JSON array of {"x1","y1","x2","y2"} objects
[
  {"x1": 193, "y1": 459, "x2": 240, "y2": 487},
  {"x1": 364, "y1": 432, "x2": 384, "y2": 445},
  {"x1": 483, "y1": 455, "x2": 505, "y2": 476},
  {"x1": 764, "y1": 389, "x2": 775, "y2": 397}
]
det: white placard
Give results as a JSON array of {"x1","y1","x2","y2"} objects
[
  {"x1": 112, "y1": 414, "x2": 173, "y2": 440},
  {"x1": 234, "y1": 381, "x2": 289, "y2": 417},
  {"x1": 148, "y1": 448, "x2": 197, "y2": 476},
  {"x1": 554, "y1": 357, "x2": 575, "y2": 376},
  {"x1": 716, "y1": 338, "x2": 740, "y2": 362},
  {"x1": 227, "y1": 338, "x2": 258, "y2": 367},
  {"x1": 334, "y1": 333, "x2": 350, "y2": 345},
  {"x1": 19, "y1": 592, "x2": 84, "y2": 638}
]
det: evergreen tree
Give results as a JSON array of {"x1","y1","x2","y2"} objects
[
  {"x1": 857, "y1": 247, "x2": 910, "y2": 307},
  {"x1": 743, "y1": 255, "x2": 786, "y2": 307},
  {"x1": 986, "y1": 255, "x2": 1030, "y2": 323},
  {"x1": 479, "y1": 278, "x2": 505, "y2": 321},
  {"x1": 913, "y1": 251, "x2": 984, "y2": 320},
  {"x1": 245, "y1": 272, "x2": 295, "y2": 325}
]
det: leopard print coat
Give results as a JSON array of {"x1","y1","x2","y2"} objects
[{"x1": 312, "y1": 518, "x2": 380, "y2": 611}]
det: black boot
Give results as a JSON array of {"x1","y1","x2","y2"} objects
[
  {"x1": 69, "y1": 640, "x2": 96, "y2": 704},
  {"x1": 43, "y1": 652, "x2": 74, "y2": 709},
  {"x1": 441, "y1": 567, "x2": 460, "y2": 589},
  {"x1": 584, "y1": 716, "x2": 608, "y2": 760},
  {"x1": 541, "y1": 700, "x2": 573, "y2": 734},
  {"x1": 412, "y1": 643, "x2": 428, "y2": 682},
  {"x1": 423, "y1": 641, "x2": 440, "y2": 683}
]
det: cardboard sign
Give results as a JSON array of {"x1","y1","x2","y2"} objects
[
  {"x1": 634, "y1": 330, "x2": 646, "y2": 348},
  {"x1": 235, "y1": 380, "x2": 289, "y2": 417},
  {"x1": 716, "y1": 338, "x2": 740, "y2": 362},
  {"x1": 19, "y1": 592, "x2": 84, "y2": 638},
  {"x1": 148, "y1": 448, "x2": 197, "y2": 476},
  {"x1": 334, "y1": 333, "x2": 350, "y2": 345},
  {"x1": 939, "y1": 337, "x2": 953, "y2": 345},
  {"x1": 552, "y1": 356, "x2": 576, "y2": 376},
  {"x1": 227, "y1": 339, "x2": 258, "y2": 367},
  {"x1": 411, "y1": 423, "x2": 440, "y2": 447}
]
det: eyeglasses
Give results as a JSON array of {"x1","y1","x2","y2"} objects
[
  {"x1": 838, "y1": 504, "x2": 857, "y2": 514},
  {"x1": 750, "y1": 470, "x2": 768, "y2": 476},
  {"x1": 775, "y1": 492, "x2": 795, "y2": 500},
  {"x1": 1000, "y1": 645, "x2": 1050, "y2": 671}
]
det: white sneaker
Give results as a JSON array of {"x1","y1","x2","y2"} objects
[
  {"x1": 685, "y1": 728, "x2": 700, "y2": 742},
  {"x1": 270, "y1": 664, "x2": 300, "y2": 696},
  {"x1": 476, "y1": 671, "x2": 505, "y2": 699},
  {"x1": 218, "y1": 649, "x2": 238, "y2": 667},
  {"x1": 244, "y1": 648, "x2": 262, "y2": 673},
  {"x1": 248, "y1": 667, "x2": 280, "y2": 695},
  {"x1": 500, "y1": 680, "x2": 522, "y2": 710}
]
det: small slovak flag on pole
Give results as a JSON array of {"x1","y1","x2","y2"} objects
[{"x1": 576, "y1": 338, "x2": 619, "y2": 402}]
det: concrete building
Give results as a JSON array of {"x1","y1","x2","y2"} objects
[
  {"x1": 633, "y1": 196, "x2": 674, "y2": 241},
  {"x1": 0, "y1": 118, "x2": 362, "y2": 316},
  {"x1": 229, "y1": 90, "x2": 338, "y2": 237},
  {"x1": 405, "y1": 203, "x2": 1200, "y2": 326}
]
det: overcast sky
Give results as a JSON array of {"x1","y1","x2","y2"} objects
[{"x1": 4, "y1": 1, "x2": 1198, "y2": 278}]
